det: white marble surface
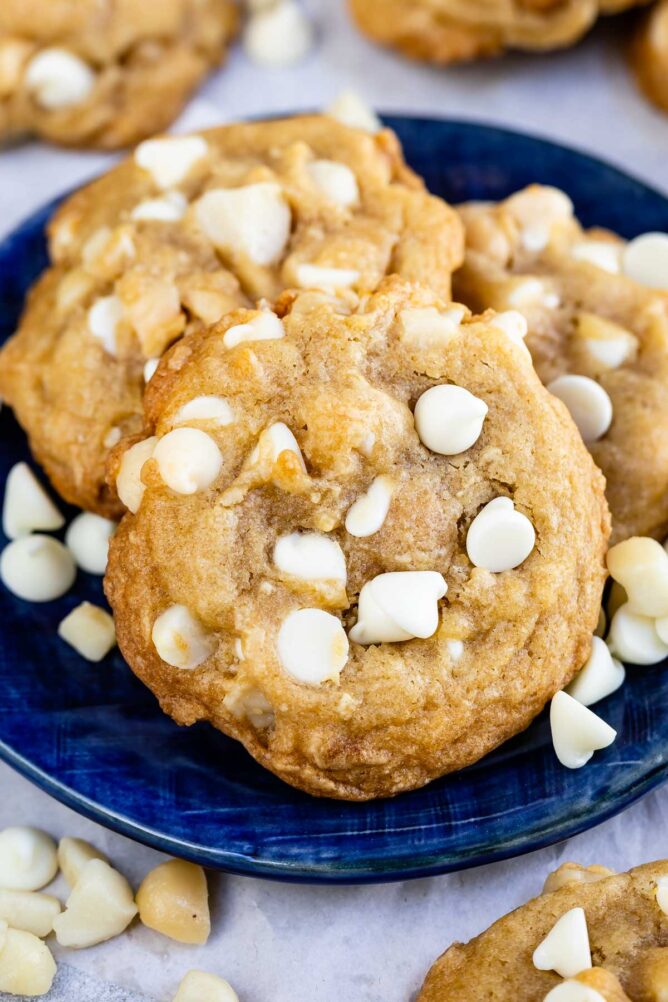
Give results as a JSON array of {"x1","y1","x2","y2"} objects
[{"x1": 1, "y1": 2, "x2": 668, "y2": 1000}]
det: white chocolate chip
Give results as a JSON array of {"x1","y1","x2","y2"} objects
[
  {"x1": 25, "y1": 47, "x2": 94, "y2": 110},
  {"x1": 550, "y1": 691, "x2": 616, "y2": 769},
  {"x1": 173, "y1": 971, "x2": 239, "y2": 1002},
  {"x1": 506, "y1": 186, "x2": 574, "y2": 253},
  {"x1": 153, "y1": 428, "x2": 222, "y2": 495},
  {"x1": 447, "y1": 639, "x2": 464, "y2": 661},
  {"x1": 131, "y1": 191, "x2": 188, "y2": 223},
  {"x1": 116, "y1": 436, "x2": 158, "y2": 514},
  {"x1": 607, "y1": 536, "x2": 668, "y2": 618},
  {"x1": 574, "y1": 313, "x2": 637, "y2": 372},
  {"x1": 656, "y1": 876, "x2": 668, "y2": 915},
  {"x1": 466, "y1": 497, "x2": 535, "y2": 572},
  {"x1": 135, "y1": 135, "x2": 208, "y2": 190},
  {"x1": 566, "y1": 636, "x2": 625, "y2": 706},
  {"x1": 58, "y1": 602, "x2": 116, "y2": 662},
  {"x1": 172, "y1": 395, "x2": 234, "y2": 428},
  {"x1": 58, "y1": 837, "x2": 108, "y2": 889},
  {"x1": 65, "y1": 512, "x2": 115, "y2": 574},
  {"x1": 543, "y1": 981, "x2": 605, "y2": 1002},
  {"x1": 489, "y1": 310, "x2": 531, "y2": 356},
  {"x1": 234, "y1": 638, "x2": 244, "y2": 660},
  {"x1": 0, "y1": 889, "x2": 61, "y2": 938},
  {"x1": 152, "y1": 604, "x2": 216, "y2": 669},
  {"x1": 570, "y1": 240, "x2": 621, "y2": 274},
  {"x1": 277, "y1": 609, "x2": 348, "y2": 684},
  {"x1": 0, "y1": 927, "x2": 56, "y2": 997},
  {"x1": 547, "y1": 375, "x2": 612, "y2": 443},
  {"x1": 274, "y1": 532, "x2": 346, "y2": 582},
  {"x1": 0, "y1": 535, "x2": 76, "y2": 602},
  {"x1": 345, "y1": 475, "x2": 394, "y2": 538},
  {"x1": 349, "y1": 571, "x2": 447, "y2": 645},
  {"x1": 414, "y1": 384, "x2": 488, "y2": 456},
  {"x1": 326, "y1": 89, "x2": 381, "y2": 132},
  {"x1": 88, "y1": 295, "x2": 123, "y2": 357},
  {"x1": 399, "y1": 307, "x2": 464, "y2": 347},
  {"x1": 622, "y1": 232, "x2": 668, "y2": 290},
  {"x1": 53, "y1": 858, "x2": 138, "y2": 949},
  {"x1": 250, "y1": 422, "x2": 306, "y2": 470},
  {"x1": 0, "y1": 827, "x2": 58, "y2": 891},
  {"x1": 2, "y1": 462, "x2": 64, "y2": 539},
  {"x1": 103, "y1": 426, "x2": 122, "y2": 448},
  {"x1": 295, "y1": 263, "x2": 360, "y2": 291},
  {"x1": 196, "y1": 184, "x2": 291, "y2": 266},
  {"x1": 507, "y1": 277, "x2": 554, "y2": 308},
  {"x1": 532, "y1": 907, "x2": 592, "y2": 978},
  {"x1": 607, "y1": 603, "x2": 668, "y2": 665},
  {"x1": 244, "y1": 0, "x2": 314, "y2": 67},
  {"x1": 307, "y1": 160, "x2": 359, "y2": 207},
  {"x1": 143, "y1": 357, "x2": 159, "y2": 383},
  {"x1": 223, "y1": 311, "x2": 285, "y2": 349}
]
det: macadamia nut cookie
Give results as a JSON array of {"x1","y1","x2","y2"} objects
[
  {"x1": 418, "y1": 860, "x2": 668, "y2": 1001},
  {"x1": 632, "y1": 0, "x2": 668, "y2": 115},
  {"x1": 455, "y1": 185, "x2": 668, "y2": 543},
  {"x1": 104, "y1": 278, "x2": 609, "y2": 800},
  {"x1": 0, "y1": 0, "x2": 237, "y2": 149},
  {"x1": 349, "y1": 0, "x2": 648, "y2": 65},
  {"x1": 0, "y1": 115, "x2": 463, "y2": 516}
]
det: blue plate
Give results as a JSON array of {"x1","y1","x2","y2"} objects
[{"x1": 1, "y1": 117, "x2": 668, "y2": 884}]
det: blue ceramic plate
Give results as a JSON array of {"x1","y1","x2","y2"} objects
[{"x1": 1, "y1": 117, "x2": 668, "y2": 884}]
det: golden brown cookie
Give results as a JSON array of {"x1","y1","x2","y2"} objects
[
  {"x1": 632, "y1": 0, "x2": 668, "y2": 115},
  {"x1": 0, "y1": 115, "x2": 463, "y2": 516},
  {"x1": 0, "y1": 0, "x2": 237, "y2": 149},
  {"x1": 454, "y1": 184, "x2": 668, "y2": 544},
  {"x1": 418, "y1": 860, "x2": 668, "y2": 1001},
  {"x1": 349, "y1": 0, "x2": 648, "y2": 64},
  {"x1": 104, "y1": 277, "x2": 609, "y2": 800}
]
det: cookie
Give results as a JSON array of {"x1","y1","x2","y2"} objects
[
  {"x1": 349, "y1": 0, "x2": 648, "y2": 65},
  {"x1": 0, "y1": 0, "x2": 237, "y2": 149},
  {"x1": 418, "y1": 860, "x2": 668, "y2": 1001},
  {"x1": 632, "y1": 0, "x2": 668, "y2": 115},
  {"x1": 104, "y1": 277, "x2": 609, "y2": 800},
  {"x1": 454, "y1": 184, "x2": 668, "y2": 544},
  {"x1": 0, "y1": 115, "x2": 463, "y2": 516}
]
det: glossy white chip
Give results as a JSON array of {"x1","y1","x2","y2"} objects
[
  {"x1": 566, "y1": 637, "x2": 625, "y2": 707},
  {"x1": 543, "y1": 982, "x2": 607, "y2": 1002},
  {"x1": 326, "y1": 89, "x2": 381, "y2": 132},
  {"x1": 152, "y1": 604, "x2": 216, "y2": 670},
  {"x1": 607, "y1": 536, "x2": 668, "y2": 618},
  {"x1": 65, "y1": 512, "x2": 115, "y2": 575},
  {"x1": 622, "y1": 232, "x2": 668, "y2": 290},
  {"x1": 533, "y1": 907, "x2": 592, "y2": 978},
  {"x1": 196, "y1": 183, "x2": 291, "y2": 266},
  {"x1": 153, "y1": 428, "x2": 222, "y2": 495},
  {"x1": 131, "y1": 191, "x2": 188, "y2": 223},
  {"x1": 116, "y1": 436, "x2": 158, "y2": 514},
  {"x1": 345, "y1": 476, "x2": 394, "y2": 538},
  {"x1": 2, "y1": 462, "x2": 64, "y2": 539},
  {"x1": 399, "y1": 307, "x2": 464, "y2": 347},
  {"x1": 251, "y1": 422, "x2": 306, "y2": 470},
  {"x1": 0, "y1": 827, "x2": 58, "y2": 891},
  {"x1": 135, "y1": 135, "x2": 208, "y2": 190},
  {"x1": 88, "y1": 295, "x2": 123, "y2": 357},
  {"x1": 414, "y1": 384, "x2": 488, "y2": 456},
  {"x1": 173, "y1": 395, "x2": 234, "y2": 428},
  {"x1": 25, "y1": 47, "x2": 94, "y2": 110},
  {"x1": 466, "y1": 497, "x2": 535, "y2": 572},
  {"x1": 570, "y1": 240, "x2": 621, "y2": 274},
  {"x1": 1, "y1": 535, "x2": 76, "y2": 602},
  {"x1": 547, "y1": 375, "x2": 613, "y2": 443},
  {"x1": 349, "y1": 571, "x2": 447, "y2": 645},
  {"x1": 489, "y1": 310, "x2": 531, "y2": 356},
  {"x1": 173, "y1": 970, "x2": 239, "y2": 1002},
  {"x1": 53, "y1": 859, "x2": 138, "y2": 949},
  {"x1": 223, "y1": 311, "x2": 285, "y2": 349},
  {"x1": 295, "y1": 263, "x2": 360, "y2": 291},
  {"x1": 607, "y1": 603, "x2": 668, "y2": 665},
  {"x1": 506, "y1": 186, "x2": 574, "y2": 253},
  {"x1": 58, "y1": 837, "x2": 108, "y2": 889},
  {"x1": 277, "y1": 609, "x2": 349, "y2": 684},
  {"x1": 244, "y1": 0, "x2": 314, "y2": 67},
  {"x1": 550, "y1": 691, "x2": 616, "y2": 769},
  {"x1": 307, "y1": 160, "x2": 359, "y2": 207},
  {"x1": 575, "y1": 313, "x2": 637, "y2": 371},
  {"x1": 274, "y1": 532, "x2": 346, "y2": 582},
  {"x1": 58, "y1": 602, "x2": 116, "y2": 662}
]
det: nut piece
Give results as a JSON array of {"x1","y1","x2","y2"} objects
[
  {"x1": 466, "y1": 497, "x2": 535, "y2": 573},
  {"x1": 542, "y1": 862, "x2": 616, "y2": 895},
  {"x1": 0, "y1": 926, "x2": 56, "y2": 997},
  {"x1": 136, "y1": 859, "x2": 210, "y2": 944},
  {"x1": 2, "y1": 462, "x2": 64, "y2": 540},
  {"x1": 135, "y1": 136, "x2": 209, "y2": 190},
  {"x1": 349, "y1": 571, "x2": 447, "y2": 645},
  {"x1": 116, "y1": 437, "x2": 158, "y2": 514},
  {"x1": 547, "y1": 375, "x2": 613, "y2": 443},
  {"x1": 277, "y1": 608, "x2": 349, "y2": 684},
  {"x1": 0, "y1": 827, "x2": 58, "y2": 891},
  {"x1": 196, "y1": 183, "x2": 291, "y2": 266},
  {"x1": 414, "y1": 384, "x2": 488, "y2": 456},
  {"x1": 173, "y1": 970, "x2": 239, "y2": 1002},
  {"x1": 294, "y1": 263, "x2": 360, "y2": 291},
  {"x1": 533, "y1": 907, "x2": 592, "y2": 979},
  {"x1": 0, "y1": 889, "x2": 61, "y2": 938},
  {"x1": 58, "y1": 602, "x2": 116, "y2": 662},
  {"x1": 65, "y1": 512, "x2": 115, "y2": 575},
  {"x1": 550, "y1": 691, "x2": 616, "y2": 769},
  {"x1": 607, "y1": 603, "x2": 668, "y2": 666},
  {"x1": 57, "y1": 837, "x2": 108, "y2": 889},
  {"x1": 152, "y1": 604, "x2": 216, "y2": 670},
  {"x1": 566, "y1": 637, "x2": 625, "y2": 707},
  {"x1": 53, "y1": 858, "x2": 137, "y2": 948},
  {"x1": 606, "y1": 536, "x2": 668, "y2": 619},
  {"x1": 0, "y1": 535, "x2": 76, "y2": 602},
  {"x1": 24, "y1": 47, "x2": 94, "y2": 110}
]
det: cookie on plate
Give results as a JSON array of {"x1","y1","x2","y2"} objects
[
  {"x1": 0, "y1": 0, "x2": 237, "y2": 149},
  {"x1": 454, "y1": 184, "x2": 668, "y2": 544},
  {"x1": 349, "y1": 0, "x2": 648, "y2": 65},
  {"x1": 632, "y1": 0, "x2": 668, "y2": 115},
  {"x1": 418, "y1": 860, "x2": 668, "y2": 1001},
  {"x1": 0, "y1": 115, "x2": 463, "y2": 516},
  {"x1": 104, "y1": 277, "x2": 609, "y2": 800}
]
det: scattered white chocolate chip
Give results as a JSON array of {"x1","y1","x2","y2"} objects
[
  {"x1": 223, "y1": 311, "x2": 285, "y2": 349},
  {"x1": 53, "y1": 858, "x2": 138, "y2": 949},
  {"x1": 274, "y1": 532, "x2": 346, "y2": 582},
  {"x1": 550, "y1": 691, "x2": 616, "y2": 769},
  {"x1": 103, "y1": 426, "x2": 122, "y2": 449},
  {"x1": 542, "y1": 863, "x2": 616, "y2": 894},
  {"x1": 656, "y1": 876, "x2": 668, "y2": 915},
  {"x1": 307, "y1": 160, "x2": 359, "y2": 207},
  {"x1": 65, "y1": 512, "x2": 115, "y2": 574},
  {"x1": 399, "y1": 307, "x2": 463, "y2": 347},
  {"x1": 277, "y1": 608, "x2": 349, "y2": 683},
  {"x1": 0, "y1": 535, "x2": 76, "y2": 602},
  {"x1": 116, "y1": 436, "x2": 158, "y2": 514},
  {"x1": 136, "y1": 859, "x2": 210, "y2": 944},
  {"x1": 345, "y1": 475, "x2": 394, "y2": 538},
  {"x1": 507, "y1": 277, "x2": 554, "y2": 309},
  {"x1": 607, "y1": 536, "x2": 668, "y2": 618},
  {"x1": 24, "y1": 47, "x2": 94, "y2": 110},
  {"x1": 57, "y1": 837, "x2": 108, "y2": 889},
  {"x1": 0, "y1": 889, "x2": 61, "y2": 938},
  {"x1": 244, "y1": 0, "x2": 314, "y2": 67},
  {"x1": 414, "y1": 384, "x2": 488, "y2": 456},
  {"x1": 0, "y1": 827, "x2": 58, "y2": 891},
  {"x1": 489, "y1": 310, "x2": 530, "y2": 354},
  {"x1": 466, "y1": 497, "x2": 535, "y2": 573},
  {"x1": 152, "y1": 604, "x2": 216, "y2": 669},
  {"x1": 574, "y1": 313, "x2": 637, "y2": 371},
  {"x1": 506, "y1": 186, "x2": 574, "y2": 253},
  {"x1": 532, "y1": 907, "x2": 592, "y2": 978},
  {"x1": 570, "y1": 240, "x2": 621, "y2": 274},
  {"x1": 2, "y1": 462, "x2": 64, "y2": 539},
  {"x1": 547, "y1": 374, "x2": 613, "y2": 443},
  {"x1": 0, "y1": 926, "x2": 56, "y2": 997},
  {"x1": 153, "y1": 428, "x2": 222, "y2": 495},
  {"x1": 172, "y1": 395, "x2": 234, "y2": 428},
  {"x1": 251, "y1": 422, "x2": 306, "y2": 470},
  {"x1": 131, "y1": 191, "x2": 188, "y2": 223},
  {"x1": 88, "y1": 295, "x2": 123, "y2": 357},
  {"x1": 607, "y1": 603, "x2": 668, "y2": 665},
  {"x1": 349, "y1": 571, "x2": 447, "y2": 645},
  {"x1": 173, "y1": 971, "x2": 239, "y2": 1002},
  {"x1": 58, "y1": 602, "x2": 116, "y2": 662},
  {"x1": 135, "y1": 135, "x2": 208, "y2": 190},
  {"x1": 326, "y1": 89, "x2": 381, "y2": 132},
  {"x1": 447, "y1": 639, "x2": 464, "y2": 661},
  {"x1": 622, "y1": 232, "x2": 668, "y2": 290},
  {"x1": 566, "y1": 636, "x2": 625, "y2": 707},
  {"x1": 196, "y1": 183, "x2": 291, "y2": 266},
  {"x1": 295, "y1": 263, "x2": 360, "y2": 291},
  {"x1": 543, "y1": 981, "x2": 606, "y2": 1002}
]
